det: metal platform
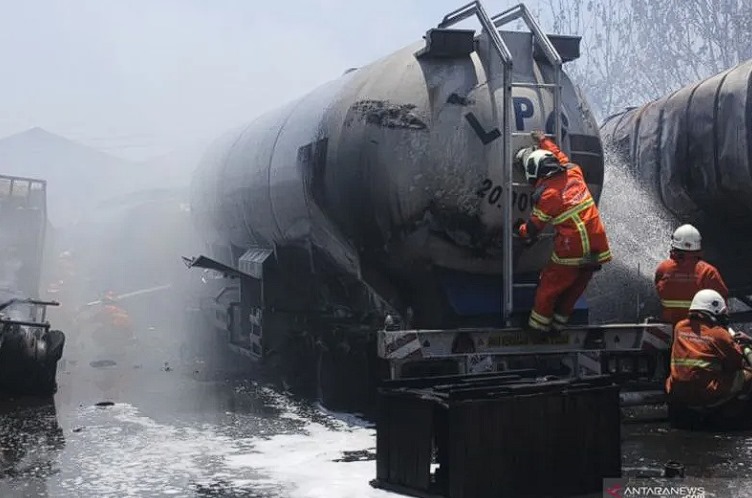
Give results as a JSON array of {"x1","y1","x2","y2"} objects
[{"x1": 378, "y1": 322, "x2": 672, "y2": 385}]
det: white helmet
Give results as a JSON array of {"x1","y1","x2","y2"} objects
[
  {"x1": 515, "y1": 147, "x2": 533, "y2": 170},
  {"x1": 523, "y1": 149, "x2": 557, "y2": 183},
  {"x1": 689, "y1": 289, "x2": 727, "y2": 317},
  {"x1": 671, "y1": 224, "x2": 701, "y2": 251}
]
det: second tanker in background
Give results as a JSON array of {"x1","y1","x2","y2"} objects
[{"x1": 601, "y1": 58, "x2": 752, "y2": 307}]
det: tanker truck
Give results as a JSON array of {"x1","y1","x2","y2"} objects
[
  {"x1": 185, "y1": 2, "x2": 670, "y2": 409},
  {"x1": 600, "y1": 59, "x2": 752, "y2": 317}
]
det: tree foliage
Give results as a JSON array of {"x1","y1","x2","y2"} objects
[{"x1": 535, "y1": 0, "x2": 752, "y2": 118}]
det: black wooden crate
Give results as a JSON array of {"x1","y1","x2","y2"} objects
[{"x1": 371, "y1": 374, "x2": 621, "y2": 498}]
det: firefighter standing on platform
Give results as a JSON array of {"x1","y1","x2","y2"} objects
[
  {"x1": 655, "y1": 224, "x2": 728, "y2": 326},
  {"x1": 514, "y1": 130, "x2": 612, "y2": 336}
]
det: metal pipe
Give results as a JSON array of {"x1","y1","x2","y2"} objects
[
  {"x1": 439, "y1": 1, "x2": 479, "y2": 28},
  {"x1": 471, "y1": 1, "x2": 514, "y2": 325},
  {"x1": 502, "y1": 65, "x2": 513, "y2": 325},
  {"x1": 438, "y1": 2, "x2": 513, "y2": 64},
  {"x1": 519, "y1": 5, "x2": 563, "y2": 66},
  {"x1": 440, "y1": 1, "x2": 514, "y2": 324},
  {"x1": 442, "y1": 0, "x2": 478, "y2": 20},
  {"x1": 491, "y1": 9, "x2": 522, "y2": 27},
  {"x1": 475, "y1": 4, "x2": 513, "y2": 63},
  {"x1": 493, "y1": 5, "x2": 563, "y2": 148},
  {"x1": 511, "y1": 82, "x2": 558, "y2": 88},
  {"x1": 490, "y1": 3, "x2": 523, "y2": 26},
  {"x1": 554, "y1": 66, "x2": 562, "y2": 144}
]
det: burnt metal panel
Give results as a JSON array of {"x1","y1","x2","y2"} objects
[
  {"x1": 415, "y1": 28, "x2": 475, "y2": 59},
  {"x1": 238, "y1": 248, "x2": 273, "y2": 280},
  {"x1": 183, "y1": 255, "x2": 250, "y2": 280},
  {"x1": 534, "y1": 34, "x2": 581, "y2": 63}
]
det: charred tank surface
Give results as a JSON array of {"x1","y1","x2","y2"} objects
[
  {"x1": 187, "y1": 7, "x2": 604, "y2": 409},
  {"x1": 600, "y1": 59, "x2": 752, "y2": 295},
  {"x1": 191, "y1": 32, "x2": 603, "y2": 326}
]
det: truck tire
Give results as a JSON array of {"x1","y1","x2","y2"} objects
[{"x1": 0, "y1": 327, "x2": 66, "y2": 396}]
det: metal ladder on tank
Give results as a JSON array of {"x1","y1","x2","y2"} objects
[{"x1": 439, "y1": 2, "x2": 564, "y2": 326}]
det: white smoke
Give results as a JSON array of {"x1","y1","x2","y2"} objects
[
  {"x1": 0, "y1": 228, "x2": 27, "y2": 320},
  {"x1": 586, "y1": 147, "x2": 676, "y2": 323}
]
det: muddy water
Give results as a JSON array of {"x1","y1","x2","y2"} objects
[{"x1": 2, "y1": 355, "x2": 752, "y2": 498}]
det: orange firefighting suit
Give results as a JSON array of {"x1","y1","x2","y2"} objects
[
  {"x1": 666, "y1": 316, "x2": 752, "y2": 408},
  {"x1": 100, "y1": 304, "x2": 133, "y2": 329},
  {"x1": 655, "y1": 253, "x2": 728, "y2": 326},
  {"x1": 517, "y1": 137, "x2": 612, "y2": 332},
  {"x1": 84, "y1": 302, "x2": 133, "y2": 334}
]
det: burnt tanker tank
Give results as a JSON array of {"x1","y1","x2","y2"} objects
[
  {"x1": 187, "y1": 9, "x2": 604, "y2": 403},
  {"x1": 600, "y1": 59, "x2": 752, "y2": 295}
]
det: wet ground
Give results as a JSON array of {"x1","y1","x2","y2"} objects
[
  {"x1": 0, "y1": 354, "x2": 384, "y2": 498},
  {"x1": 3, "y1": 344, "x2": 752, "y2": 497}
]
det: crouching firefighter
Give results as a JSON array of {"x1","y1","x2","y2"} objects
[
  {"x1": 655, "y1": 224, "x2": 728, "y2": 326},
  {"x1": 514, "y1": 130, "x2": 612, "y2": 337},
  {"x1": 666, "y1": 289, "x2": 752, "y2": 427}
]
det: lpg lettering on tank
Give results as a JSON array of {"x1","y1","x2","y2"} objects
[
  {"x1": 467, "y1": 98, "x2": 567, "y2": 137},
  {"x1": 476, "y1": 178, "x2": 529, "y2": 213},
  {"x1": 513, "y1": 96, "x2": 569, "y2": 137},
  {"x1": 464, "y1": 112, "x2": 501, "y2": 145},
  {"x1": 513, "y1": 97, "x2": 534, "y2": 130}
]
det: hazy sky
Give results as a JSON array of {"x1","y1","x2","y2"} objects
[{"x1": 0, "y1": 0, "x2": 538, "y2": 161}]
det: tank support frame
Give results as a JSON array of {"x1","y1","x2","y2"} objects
[{"x1": 378, "y1": 323, "x2": 671, "y2": 387}]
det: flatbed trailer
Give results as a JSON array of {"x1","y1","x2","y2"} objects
[{"x1": 378, "y1": 322, "x2": 672, "y2": 402}]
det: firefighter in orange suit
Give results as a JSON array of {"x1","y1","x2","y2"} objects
[
  {"x1": 655, "y1": 224, "x2": 728, "y2": 326},
  {"x1": 99, "y1": 291, "x2": 133, "y2": 330},
  {"x1": 514, "y1": 130, "x2": 612, "y2": 335},
  {"x1": 666, "y1": 289, "x2": 752, "y2": 409}
]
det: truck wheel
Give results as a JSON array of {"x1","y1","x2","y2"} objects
[{"x1": 0, "y1": 328, "x2": 65, "y2": 396}]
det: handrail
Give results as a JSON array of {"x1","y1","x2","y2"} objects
[
  {"x1": 438, "y1": 2, "x2": 563, "y2": 326},
  {"x1": 492, "y1": 6, "x2": 565, "y2": 325},
  {"x1": 491, "y1": 3, "x2": 563, "y2": 144},
  {"x1": 492, "y1": 4, "x2": 562, "y2": 66},
  {"x1": 439, "y1": 1, "x2": 514, "y2": 65},
  {"x1": 438, "y1": 1, "x2": 515, "y2": 325},
  {"x1": 440, "y1": 1, "x2": 480, "y2": 27}
]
